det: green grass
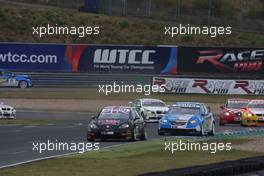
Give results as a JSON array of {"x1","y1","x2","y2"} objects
[
  {"x1": 0, "y1": 3, "x2": 263, "y2": 47},
  {"x1": 1, "y1": 88, "x2": 264, "y2": 103},
  {"x1": 0, "y1": 119, "x2": 63, "y2": 125},
  {"x1": 0, "y1": 138, "x2": 263, "y2": 176}
]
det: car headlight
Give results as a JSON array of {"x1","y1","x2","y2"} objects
[
  {"x1": 224, "y1": 112, "x2": 230, "y2": 116},
  {"x1": 89, "y1": 123, "x2": 98, "y2": 129},
  {"x1": 190, "y1": 120, "x2": 197, "y2": 124},
  {"x1": 246, "y1": 113, "x2": 253, "y2": 117},
  {"x1": 162, "y1": 119, "x2": 168, "y2": 123},
  {"x1": 145, "y1": 110, "x2": 154, "y2": 114},
  {"x1": 119, "y1": 123, "x2": 130, "y2": 129}
]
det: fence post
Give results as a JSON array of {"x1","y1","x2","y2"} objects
[
  {"x1": 177, "y1": 0, "x2": 181, "y2": 17},
  {"x1": 208, "y1": 0, "x2": 212, "y2": 25},
  {"x1": 147, "y1": 0, "x2": 151, "y2": 17},
  {"x1": 123, "y1": 0, "x2": 126, "y2": 16}
]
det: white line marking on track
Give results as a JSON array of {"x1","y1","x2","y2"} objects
[
  {"x1": 0, "y1": 143, "x2": 127, "y2": 169},
  {"x1": 12, "y1": 151, "x2": 27, "y2": 155}
]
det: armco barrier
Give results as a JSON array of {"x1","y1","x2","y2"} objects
[
  {"x1": 22, "y1": 72, "x2": 153, "y2": 88},
  {"x1": 12, "y1": 72, "x2": 264, "y2": 88},
  {"x1": 153, "y1": 77, "x2": 264, "y2": 95}
]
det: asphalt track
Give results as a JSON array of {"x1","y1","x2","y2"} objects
[{"x1": 0, "y1": 110, "x2": 263, "y2": 169}]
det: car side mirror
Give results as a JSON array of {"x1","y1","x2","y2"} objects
[
  {"x1": 91, "y1": 116, "x2": 97, "y2": 119},
  {"x1": 207, "y1": 107, "x2": 211, "y2": 112},
  {"x1": 220, "y1": 106, "x2": 224, "y2": 110},
  {"x1": 128, "y1": 102, "x2": 133, "y2": 106}
]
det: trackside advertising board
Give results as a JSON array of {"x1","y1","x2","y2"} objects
[
  {"x1": 0, "y1": 43, "x2": 178, "y2": 74},
  {"x1": 153, "y1": 77, "x2": 264, "y2": 95},
  {"x1": 178, "y1": 47, "x2": 264, "y2": 73},
  {"x1": 0, "y1": 43, "x2": 71, "y2": 72}
]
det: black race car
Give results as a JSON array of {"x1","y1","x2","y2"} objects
[{"x1": 87, "y1": 106, "x2": 147, "y2": 141}]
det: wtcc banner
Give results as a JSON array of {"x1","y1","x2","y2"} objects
[
  {"x1": 153, "y1": 77, "x2": 264, "y2": 95},
  {"x1": 74, "y1": 45, "x2": 177, "y2": 74},
  {"x1": 0, "y1": 43, "x2": 71, "y2": 71},
  {"x1": 178, "y1": 47, "x2": 264, "y2": 73},
  {"x1": 0, "y1": 43, "x2": 178, "y2": 74}
]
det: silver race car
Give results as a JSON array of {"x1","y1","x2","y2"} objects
[{"x1": 0, "y1": 102, "x2": 16, "y2": 119}]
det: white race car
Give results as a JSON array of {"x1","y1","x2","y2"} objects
[
  {"x1": 129, "y1": 99, "x2": 169, "y2": 122},
  {"x1": 0, "y1": 102, "x2": 16, "y2": 119}
]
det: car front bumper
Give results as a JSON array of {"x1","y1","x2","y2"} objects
[
  {"x1": 242, "y1": 117, "x2": 264, "y2": 126},
  {"x1": 159, "y1": 123, "x2": 201, "y2": 133},
  {"x1": 0, "y1": 112, "x2": 16, "y2": 119},
  {"x1": 87, "y1": 129, "x2": 133, "y2": 140},
  {"x1": 145, "y1": 113, "x2": 164, "y2": 122}
]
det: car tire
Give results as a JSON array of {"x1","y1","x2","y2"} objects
[
  {"x1": 19, "y1": 81, "x2": 28, "y2": 89},
  {"x1": 158, "y1": 129, "x2": 165, "y2": 135},
  {"x1": 87, "y1": 134, "x2": 95, "y2": 142},
  {"x1": 219, "y1": 121, "x2": 225, "y2": 126},
  {"x1": 241, "y1": 122, "x2": 246, "y2": 127},
  {"x1": 130, "y1": 128, "x2": 138, "y2": 141},
  {"x1": 208, "y1": 122, "x2": 215, "y2": 136},
  {"x1": 140, "y1": 129, "x2": 147, "y2": 140},
  {"x1": 199, "y1": 125, "x2": 205, "y2": 136}
]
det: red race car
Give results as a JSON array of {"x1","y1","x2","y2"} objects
[{"x1": 219, "y1": 99, "x2": 249, "y2": 126}]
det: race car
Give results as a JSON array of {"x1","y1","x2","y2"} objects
[
  {"x1": 0, "y1": 69, "x2": 32, "y2": 88},
  {"x1": 158, "y1": 102, "x2": 215, "y2": 136},
  {"x1": 241, "y1": 100, "x2": 264, "y2": 127},
  {"x1": 219, "y1": 99, "x2": 249, "y2": 126},
  {"x1": 129, "y1": 99, "x2": 169, "y2": 122},
  {"x1": 87, "y1": 106, "x2": 147, "y2": 141},
  {"x1": 0, "y1": 102, "x2": 16, "y2": 119}
]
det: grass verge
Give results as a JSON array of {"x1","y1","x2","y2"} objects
[
  {"x1": 0, "y1": 137, "x2": 263, "y2": 176},
  {"x1": 0, "y1": 119, "x2": 63, "y2": 125}
]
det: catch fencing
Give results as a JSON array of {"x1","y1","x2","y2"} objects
[{"x1": 8, "y1": 0, "x2": 264, "y2": 33}]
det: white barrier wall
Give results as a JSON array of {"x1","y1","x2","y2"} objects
[{"x1": 153, "y1": 77, "x2": 264, "y2": 95}]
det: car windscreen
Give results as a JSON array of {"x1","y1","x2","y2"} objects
[
  {"x1": 248, "y1": 102, "x2": 264, "y2": 109},
  {"x1": 226, "y1": 101, "x2": 248, "y2": 109},
  {"x1": 98, "y1": 108, "x2": 130, "y2": 119},
  {"x1": 168, "y1": 106, "x2": 200, "y2": 115},
  {"x1": 142, "y1": 101, "x2": 165, "y2": 107}
]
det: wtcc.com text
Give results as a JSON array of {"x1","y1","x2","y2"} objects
[
  {"x1": 0, "y1": 52, "x2": 57, "y2": 64},
  {"x1": 32, "y1": 140, "x2": 100, "y2": 154},
  {"x1": 32, "y1": 24, "x2": 100, "y2": 38},
  {"x1": 164, "y1": 140, "x2": 232, "y2": 154},
  {"x1": 98, "y1": 82, "x2": 165, "y2": 95}
]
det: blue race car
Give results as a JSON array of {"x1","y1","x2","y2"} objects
[
  {"x1": 0, "y1": 69, "x2": 32, "y2": 88},
  {"x1": 158, "y1": 102, "x2": 215, "y2": 136}
]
